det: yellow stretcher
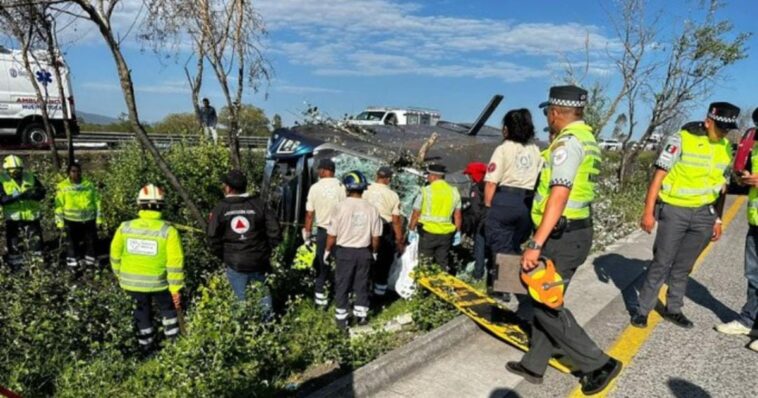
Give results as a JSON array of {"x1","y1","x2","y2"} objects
[{"x1": 417, "y1": 272, "x2": 575, "y2": 373}]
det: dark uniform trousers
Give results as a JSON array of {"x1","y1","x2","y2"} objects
[
  {"x1": 128, "y1": 290, "x2": 179, "y2": 348},
  {"x1": 65, "y1": 220, "x2": 99, "y2": 265},
  {"x1": 636, "y1": 203, "x2": 715, "y2": 315},
  {"x1": 520, "y1": 226, "x2": 609, "y2": 375},
  {"x1": 418, "y1": 229, "x2": 454, "y2": 272},
  {"x1": 334, "y1": 246, "x2": 372, "y2": 323},
  {"x1": 485, "y1": 189, "x2": 533, "y2": 255},
  {"x1": 372, "y1": 222, "x2": 396, "y2": 295},
  {"x1": 313, "y1": 227, "x2": 330, "y2": 303}
]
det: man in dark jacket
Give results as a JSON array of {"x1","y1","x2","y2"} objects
[{"x1": 207, "y1": 170, "x2": 282, "y2": 315}]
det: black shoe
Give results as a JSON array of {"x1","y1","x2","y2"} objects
[
  {"x1": 505, "y1": 361, "x2": 543, "y2": 385},
  {"x1": 581, "y1": 358, "x2": 622, "y2": 395},
  {"x1": 663, "y1": 312, "x2": 694, "y2": 329},
  {"x1": 356, "y1": 316, "x2": 369, "y2": 326},
  {"x1": 630, "y1": 312, "x2": 648, "y2": 328}
]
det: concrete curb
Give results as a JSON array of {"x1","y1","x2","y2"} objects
[{"x1": 308, "y1": 315, "x2": 477, "y2": 398}]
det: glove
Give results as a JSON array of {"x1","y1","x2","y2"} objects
[
  {"x1": 324, "y1": 250, "x2": 331, "y2": 264},
  {"x1": 302, "y1": 228, "x2": 312, "y2": 243},
  {"x1": 453, "y1": 231, "x2": 462, "y2": 247},
  {"x1": 408, "y1": 230, "x2": 419, "y2": 243},
  {"x1": 172, "y1": 292, "x2": 182, "y2": 309},
  {"x1": 372, "y1": 252, "x2": 378, "y2": 262}
]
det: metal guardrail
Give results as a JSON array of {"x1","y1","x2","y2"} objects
[{"x1": 69, "y1": 131, "x2": 269, "y2": 149}]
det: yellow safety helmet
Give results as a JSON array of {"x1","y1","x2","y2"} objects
[
  {"x1": 3, "y1": 155, "x2": 24, "y2": 170},
  {"x1": 293, "y1": 242, "x2": 316, "y2": 270},
  {"x1": 137, "y1": 184, "x2": 165, "y2": 204}
]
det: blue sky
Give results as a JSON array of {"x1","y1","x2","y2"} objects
[{"x1": 7, "y1": 0, "x2": 756, "y2": 140}]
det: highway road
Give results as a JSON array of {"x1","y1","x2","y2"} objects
[{"x1": 369, "y1": 196, "x2": 757, "y2": 398}]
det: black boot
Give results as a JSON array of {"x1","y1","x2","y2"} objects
[{"x1": 580, "y1": 358, "x2": 622, "y2": 395}]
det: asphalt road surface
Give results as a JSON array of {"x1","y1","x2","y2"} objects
[{"x1": 373, "y1": 196, "x2": 757, "y2": 398}]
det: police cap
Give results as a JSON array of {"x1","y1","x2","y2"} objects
[
  {"x1": 707, "y1": 102, "x2": 740, "y2": 130},
  {"x1": 539, "y1": 85, "x2": 588, "y2": 109},
  {"x1": 426, "y1": 164, "x2": 447, "y2": 175}
]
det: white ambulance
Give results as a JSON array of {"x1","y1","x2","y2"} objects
[{"x1": 0, "y1": 45, "x2": 78, "y2": 146}]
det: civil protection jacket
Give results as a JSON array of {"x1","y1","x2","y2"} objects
[
  {"x1": 0, "y1": 171, "x2": 46, "y2": 221},
  {"x1": 55, "y1": 177, "x2": 102, "y2": 227},
  {"x1": 207, "y1": 194, "x2": 282, "y2": 273},
  {"x1": 110, "y1": 210, "x2": 184, "y2": 293}
]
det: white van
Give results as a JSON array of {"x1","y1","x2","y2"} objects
[
  {"x1": 346, "y1": 107, "x2": 441, "y2": 127},
  {"x1": 0, "y1": 45, "x2": 78, "y2": 146}
]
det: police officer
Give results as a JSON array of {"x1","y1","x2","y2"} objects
[
  {"x1": 363, "y1": 166, "x2": 404, "y2": 300},
  {"x1": 55, "y1": 161, "x2": 102, "y2": 269},
  {"x1": 408, "y1": 164, "x2": 462, "y2": 273},
  {"x1": 207, "y1": 170, "x2": 282, "y2": 314},
  {"x1": 483, "y1": 109, "x2": 542, "y2": 295},
  {"x1": 507, "y1": 86, "x2": 621, "y2": 395},
  {"x1": 717, "y1": 108, "x2": 758, "y2": 351},
  {"x1": 324, "y1": 171, "x2": 383, "y2": 329},
  {"x1": 0, "y1": 155, "x2": 46, "y2": 269},
  {"x1": 110, "y1": 184, "x2": 184, "y2": 356},
  {"x1": 303, "y1": 158, "x2": 347, "y2": 308},
  {"x1": 634, "y1": 102, "x2": 739, "y2": 329}
]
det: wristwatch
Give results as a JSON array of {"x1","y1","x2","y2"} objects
[{"x1": 525, "y1": 239, "x2": 543, "y2": 250}]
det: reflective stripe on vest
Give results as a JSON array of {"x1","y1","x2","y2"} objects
[
  {"x1": 659, "y1": 129, "x2": 731, "y2": 208},
  {"x1": 418, "y1": 180, "x2": 457, "y2": 234},
  {"x1": 531, "y1": 122, "x2": 600, "y2": 227},
  {"x1": 1, "y1": 172, "x2": 41, "y2": 221}
]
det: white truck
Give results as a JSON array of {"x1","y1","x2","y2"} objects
[
  {"x1": 346, "y1": 106, "x2": 441, "y2": 127},
  {"x1": 0, "y1": 45, "x2": 78, "y2": 146}
]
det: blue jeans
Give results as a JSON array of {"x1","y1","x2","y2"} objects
[
  {"x1": 225, "y1": 267, "x2": 273, "y2": 317},
  {"x1": 739, "y1": 229, "x2": 758, "y2": 327}
]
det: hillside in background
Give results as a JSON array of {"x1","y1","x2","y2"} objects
[{"x1": 77, "y1": 111, "x2": 118, "y2": 125}]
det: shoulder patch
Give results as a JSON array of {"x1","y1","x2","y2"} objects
[
  {"x1": 487, "y1": 162, "x2": 497, "y2": 172},
  {"x1": 552, "y1": 148, "x2": 569, "y2": 166}
]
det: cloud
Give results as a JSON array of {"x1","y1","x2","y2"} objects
[
  {"x1": 275, "y1": 84, "x2": 344, "y2": 94},
  {"x1": 82, "y1": 80, "x2": 190, "y2": 95},
  {"x1": 256, "y1": 0, "x2": 619, "y2": 81}
]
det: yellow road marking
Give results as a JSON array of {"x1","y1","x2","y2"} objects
[{"x1": 568, "y1": 196, "x2": 746, "y2": 398}]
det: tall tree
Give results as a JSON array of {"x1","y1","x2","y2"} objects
[{"x1": 141, "y1": 0, "x2": 272, "y2": 169}]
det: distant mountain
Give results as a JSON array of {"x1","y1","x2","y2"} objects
[{"x1": 77, "y1": 111, "x2": 119, "y2": 125}]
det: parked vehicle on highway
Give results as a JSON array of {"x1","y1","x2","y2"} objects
[
  {"x1": 0, "y1": 45, "x2": 79, "y2": 147},
  {"x1": 599, "y1": 139, "x2": 623, "y2": 151},
  {"x1": 345, "y1": 106, "x2": 441, "y2": 127}
]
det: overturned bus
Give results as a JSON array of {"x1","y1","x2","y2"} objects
[{"x1": 260, "y1": 95, "x2": 512, "y2": 231}]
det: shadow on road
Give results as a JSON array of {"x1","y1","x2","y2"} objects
[
  {"x1": 667, "y1": 377, "x2": 712, "y2": 398},
  {"x1": 592, "y1": 253, "x2": 648, "y2": 314},
  {"x1": 684, "y1": 277, "x2": 740, "y2": 323},
  {"x1": 489, "y1": 388, "x2": 522, "y2": 398}
]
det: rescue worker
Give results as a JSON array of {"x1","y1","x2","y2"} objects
[
  {"x1": 363, "y1": 166, "x2": 404, "y2": 300},
  {"x1": 110, "y1": 184, "x2": 184, "y2": 356},
  {"x1": 462, "y1": 162, "x2": 488, "y2": 280},
  {"x1": 507, "y1": 86, "x2": 621, "y2": 395},
  {"x1": 634, "y1": 102, "x2": 738, "y2": 329},
  {"x1": 0, "y1": 155, "x2": 45, "y2": 269},
  {"x1": 717, "y1": 108, "x2": 758, "y2": 351},
  {"x1": 324, "y1": 171, "x2": 382, "y2": 329},
  {"x1": 207, "y1": 170, "x2": 282, "y2": 315},
  {"x1": 54, "y1": 161, "x2": 102, "y2": 269},
  {"x1": 483, "y1": 109, "x2": 542, "y2": 303},
  {"x1": 408, "y1": 164, "x2": 462, "y2": 273},
  {"x1": 303, "y1": 158, "x2": 347, "y2": 308}
]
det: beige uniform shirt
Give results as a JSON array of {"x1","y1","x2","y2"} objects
[
  {"x1": 305, "y1": 177, "x2": 346, "y2": 228},
  {"x1": 363, "y1": 183, "x2": 401, "y2": 223},
  {"x1": 327, "y1": 197, "x2": 383, "y2": 248},
  {"x1": 484, "y1": 140, "x2": 542, "y2": 189}
]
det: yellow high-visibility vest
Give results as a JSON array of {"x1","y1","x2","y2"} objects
[
  {"x1": 532, "y1": 122, "x2": 601, "y2": 226},
  {"x1": 659, "y1": 129, "x2": 731, "y2": 208},
  {"x1": 419, "y1": 180, "x2": 458, "y2": 235},
  {"x1": 0, "y1": 171, "x2": 42, "y2": 221},
  {"x1": 110, "y1": 210, "x2": 184, "y2": 293},
  {"x1": 55, "y1": 178, "x2": 102, "y2": 226}
]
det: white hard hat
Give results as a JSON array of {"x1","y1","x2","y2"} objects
[{"x1": 137, "y1": 184, "x2": 165, "y2": 204}]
